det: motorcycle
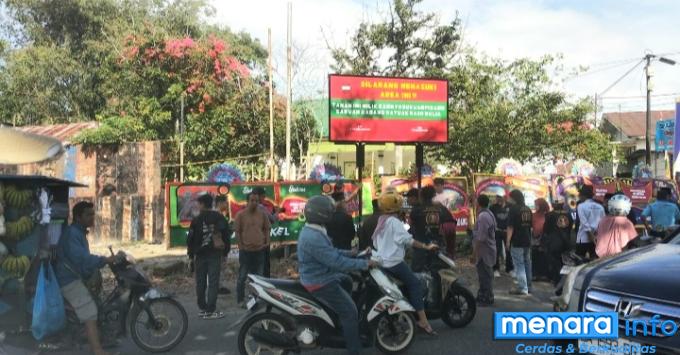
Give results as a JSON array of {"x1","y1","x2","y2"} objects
[
  {"x1": 33, "y1": 247, "x2": 189, "y2": 353},
  {"x1": 551, "y1": 251, "x2": 589, "y2": 311},
  {"x1": 236, "y1": 251, "x2": 417, "y2": 355},
  {"x1": 401, "y1": 251, "x2": 476, "y2": 328}
]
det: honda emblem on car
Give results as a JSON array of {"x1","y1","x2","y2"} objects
[{"x1": 615, "y1": 299, "x2": 643, "y2": 319}]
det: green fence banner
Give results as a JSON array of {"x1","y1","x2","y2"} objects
[{"x1": 277, "y1": 182, "x2": 321, "y2": 243}]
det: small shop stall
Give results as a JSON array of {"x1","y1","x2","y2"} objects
[{"x1": 0, "y1": 175, "x2": 85, "y2": 330}]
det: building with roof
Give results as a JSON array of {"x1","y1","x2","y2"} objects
[
  {"x1": 600, "y1": 110, "x2": 675, "y2": 177},
  {"x1": 1, "y1": 122, "x2": 163, "y2": 243},
  {"x1": 302, "y1": 98, "x2": 416, "y2": 178}
]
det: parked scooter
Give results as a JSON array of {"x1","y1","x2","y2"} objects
[
  {"x1": 13, "y1": 247, "x2": 189, "y2": 353},
  {"x1": 236, "y1": 251, "x2": 417, "y2": 355},
  {"x1": 397, "y1": 251, "x2": 476, "y2": 328},
  {"x1": 551, "y1": 251, "x2": 589, "y2": 311}
]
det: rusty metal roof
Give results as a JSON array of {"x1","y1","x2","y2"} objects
[
  {"x1": 0, "y1": 174, "x2": 86, "y2": 187},
  {"x1": 602, "y1": 110, "x2": 674, "y2": 138},
  {"x1": 15, "y1": 122, "x2": 98, "y2": 144}
]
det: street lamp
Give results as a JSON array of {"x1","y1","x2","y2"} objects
[{"x1": 645, "y1": 54, "x2": 676, "y2": 165}]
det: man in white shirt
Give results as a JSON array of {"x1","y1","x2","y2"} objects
[{"x1": 575, "y1": 186, "x2": 605, "y2": 258}]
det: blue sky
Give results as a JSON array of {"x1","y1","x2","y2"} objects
[
  {"x1": 4, "y1": 0, "x2": 678, "y2": 113},
  {"x1": 211, "y1": 0, "x2": 680, "y2": 113}
]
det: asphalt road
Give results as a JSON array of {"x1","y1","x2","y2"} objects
[{"x1": 1, "y1": 272, "x2": 554, "y2": 355}]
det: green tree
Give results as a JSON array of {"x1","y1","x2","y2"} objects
[
  {"x1": 330, "y1": 0, "x2": 612, "y2": 174},
  {"x1": 330, "y1": 0, "x2": 461, "y2": 78},
  {"x1": 0, "y1": 0, "x2": 318, "y2": 181}
]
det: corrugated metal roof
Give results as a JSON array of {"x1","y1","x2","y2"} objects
[
  {"x1": 0, "y1": 174, "x2": 86, "y2": 187},
  {"x1": 16, "y1": 122, "x2": 98, "y2": 144},
  {"x1": 602, "y1": 110, "x2": 674, "y2": 138}
]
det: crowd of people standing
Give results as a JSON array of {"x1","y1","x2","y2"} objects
[{"x1": 185, "y1": 180, "x2": 680, "y2": 322}]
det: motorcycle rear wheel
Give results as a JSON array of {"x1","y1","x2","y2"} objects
[
  {"x1": 441, "y1": 283, "x2": 476, "y2": 328},
  {"x1": 128, "y1": 298, "x2": 188, "y2": 353}
]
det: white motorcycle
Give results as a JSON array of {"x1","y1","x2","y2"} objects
[{"x1": 236, "y1": 253, "x2": 417, "y2": 354}]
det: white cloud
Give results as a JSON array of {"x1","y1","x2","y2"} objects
[{"x1": 210, "y1": 0, "x2": 680, "y2": 111}]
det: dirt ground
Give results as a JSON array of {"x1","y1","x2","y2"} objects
[
  {"x1": 89, "y1": 241, "x2": 481, "y2": 307},
  {"x1": 90, "y1": 242, "x2": 302, "y2": 306}
]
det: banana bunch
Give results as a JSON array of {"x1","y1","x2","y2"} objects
[
  {"x1": 4, "y1": 216, "x2": 34, "y2": 241},
  {"x1": 1, "y1": 254, "x2": 30, "y2": 278},
  {"x1": 4, "y1": 185, "x2": 34, "y2": 209}
]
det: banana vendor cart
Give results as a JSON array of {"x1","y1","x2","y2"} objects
[{"x1": 0, "y1": 175, "x2": 86, "y2": 329}]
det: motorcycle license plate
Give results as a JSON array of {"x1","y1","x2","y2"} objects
[
  {"x1": 560, "y1": 266, "x2": 574, "y2": 275},
  {"x1": 246, "y1": 297, "x2": 257, "y2": 310}
]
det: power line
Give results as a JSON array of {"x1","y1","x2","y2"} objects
[
  {"x1": 566, "y1": 59, "x2": 640, "y2": 81},
  {"x1": 601, "y1": 92, "x2": 680, "y2": 100},
  {"x1": 598, "y1": 59, "x2": 645, "y2": 97},
  {"x1": 587, "y1": 56, "x2": 643, "y2": 68}
]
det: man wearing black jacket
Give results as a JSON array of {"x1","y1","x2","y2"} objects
[
  {"x1": 541, "y1": 203, "x2": 573, "y2": 285},
  {"x1": 327, "y1": 192, "x2": 356, "y2": 250},
  {"x1": 187, "y1": 194, "x2": 231, "y2": 320},
  {"x1": 358, "y1": 199, "x2": 380, "y2": 250}
]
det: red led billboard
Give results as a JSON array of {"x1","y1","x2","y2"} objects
[{"x1": 329, "y1": 75, "x2": 449, "y2": 143}]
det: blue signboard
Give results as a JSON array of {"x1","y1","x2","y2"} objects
[{"x1": 656, "y1": 118, "x2": 674, "y2": 152}]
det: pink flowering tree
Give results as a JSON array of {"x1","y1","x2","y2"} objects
[{"x1": 78, "y1": 31, "x2": 292, "y2": 178}]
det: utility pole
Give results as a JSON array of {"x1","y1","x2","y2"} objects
[
  {"x1": 179, "y1": 94, "x2": 185, "y2": 182},
  {"x1": 285, "y1": 2, "x2": 292, "y2": 180},
  {"x1": 645, "y1": 54, "x2": 652, "y2": 165},
  {"x1": 644, "y1": 53, "x2": 676, "y2": 166},
  {"x1": 593, "y1": 93, "x2": 598, "y2": 126},
  {"x1": 268, "y1": 28, "x2": 274, "y2": 180}
]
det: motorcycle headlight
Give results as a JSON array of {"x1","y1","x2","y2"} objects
[{"x1": 379, "y1": 282, "x2": 404, "y2": 300}]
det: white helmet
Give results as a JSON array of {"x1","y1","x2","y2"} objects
[{"x1": 608, "y1": 194, "x2": 631, "y2": 216}]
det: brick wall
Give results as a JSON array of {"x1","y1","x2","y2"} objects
[{"x1": 2, "y1": 141, "x2": 164, "y2": 243}]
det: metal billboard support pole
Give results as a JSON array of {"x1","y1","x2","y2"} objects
[
  {"x1": 416, "y1": 143, "x2": 423, "y2": 190},
  {"x1": 356, "y1": 143, "x2": 365, "y2": 220}
]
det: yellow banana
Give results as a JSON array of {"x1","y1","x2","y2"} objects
[
  {"x1": 7, "y1": 186, "x2": 19, "y2": 207},
  {"x1": 6, "y1": 188, "x2": 14, "y2": 207},
  {"x1": 18, "y1": 256, "x2": 29, "y2": 276},
  {"x1": 20, "y1": 190, "x2": 32, "y2": 206},
  {"x1": 1, "y1": 258, "x2": 9, "y2": 273},
  {"x1": 9, "y1": 257, "x2": 17, "y2": 275},
  {"x1": 12, "y1": 257, "x2": 19, "y2": 275},
  {"x1": 11, "y1": 257, "x2": 17, "y2": 275},
  {"x1": 24, "y1": 217, "x2": 33, "y2": 235},
  {"x1": 17, "y1": 217, "x2": 27, "y2": 236}
]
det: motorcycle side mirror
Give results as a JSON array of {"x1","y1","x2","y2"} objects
[{"x1": 108, "y1": 245, "x2": 114, "y2": 256}]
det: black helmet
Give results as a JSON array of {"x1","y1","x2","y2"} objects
[{"x1": 304, "y1": 195, "x2": 335, "y2": 224}]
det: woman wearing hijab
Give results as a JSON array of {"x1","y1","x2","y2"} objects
[{"x1": 372, "y1": 191, "x2": 439, "y2": 336}]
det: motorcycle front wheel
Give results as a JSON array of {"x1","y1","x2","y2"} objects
[
  {"x1": 441, "y1": 283, "x2": 476, "y2": 328},
  {"x1": 374, "y1": 312, "x2": 415, "y2": 354},
  {"x1": 128, "y1": 298, "x2": 189, "y2": 353},
  {"x1": 238, "y1": 312, "x2": 293, "y2": 355}
]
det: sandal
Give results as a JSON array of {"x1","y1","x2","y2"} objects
[{"x1": 417, "y1": 323, "x2": 438, "y2": 336}]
